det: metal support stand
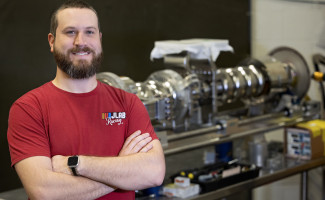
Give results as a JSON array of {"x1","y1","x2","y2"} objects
[
  {"x1": 301, "y1": 171, "x2": 308, "y2": 200},
  {"x1": 323, "y1": 166, "x2": 325, "y2": 200}
]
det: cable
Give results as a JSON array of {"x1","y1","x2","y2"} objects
[{"x1": 312, "y1": 54, "x2": 325, "y2": 109}]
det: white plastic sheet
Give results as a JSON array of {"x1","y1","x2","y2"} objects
[{"x1": 150, "y1": 39, "x2": 234, "y2": 61}]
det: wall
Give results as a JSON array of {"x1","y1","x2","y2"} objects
[
  {"x1": 252, "y1": 0, "x2": 325, "y2": 102},
  {"x1": 251, "y1": 0, "x2": 325, "y2": 199}
]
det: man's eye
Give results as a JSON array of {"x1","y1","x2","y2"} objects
[
  {"x1": 86, "y1": 30, "x2": 94, "y2": 35},
  {"x1": 66, "y1": 31, "x2": 76, "y2": 35}
]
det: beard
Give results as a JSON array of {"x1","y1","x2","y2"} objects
[{"x1": 53, "y1": 45, "x2": 103, "y2": 79}]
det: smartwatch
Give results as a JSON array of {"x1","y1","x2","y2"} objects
[{"x1": 67, "y1": 155, "x2": 79, "y2": 176}]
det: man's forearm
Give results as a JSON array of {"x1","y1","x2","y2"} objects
[
  {"x1": 29, "y1": 171, "x2": 115, "y2": 200},
  {"x1": 77, "y1": 140, "x2": 165, "y2": 190},
  {"x1": 15, "y1": 157, "x2": 115, "y2": 200}
]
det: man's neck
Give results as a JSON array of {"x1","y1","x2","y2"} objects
[{"x1": 52, "y1": 67, "x2": 98, "y2": 93}]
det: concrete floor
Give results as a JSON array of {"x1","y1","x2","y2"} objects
[{"x1": 0, "y1": 188, "x2": 27, "y2": 200}]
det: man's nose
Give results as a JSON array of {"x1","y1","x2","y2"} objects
[{"x1": 74, "y1": 33, "x2": 86, "y2": 46}]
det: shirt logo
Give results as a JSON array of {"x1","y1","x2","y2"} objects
[{"x1": 102, "y1": 112, "x2": 126, "y2": 126}]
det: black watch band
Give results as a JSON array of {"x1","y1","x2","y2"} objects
[{"x1": 71, "y1": 167, "x2": 78, "y2": 176}]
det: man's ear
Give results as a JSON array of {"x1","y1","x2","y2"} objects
[
  {"x1": 48, "y1": 33, "x2": 55, "y2": 53},
  {"x1": 99, "y1": 32, "x2": 102, "y2": 42}
]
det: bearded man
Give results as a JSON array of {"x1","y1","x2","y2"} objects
[{"x1": 7, "y1": 1, "x2": 165, "y2": 199}]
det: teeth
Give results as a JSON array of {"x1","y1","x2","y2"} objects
[{"x1": 75, "y1": 52, "x2": 89, "y2": 55}]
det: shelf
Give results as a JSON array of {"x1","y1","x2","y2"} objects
[
  {"x1": 162, "y1": 114, "x2": 314, "y2": 156},
  {"x1": 190, "y1": 157, "x2": 325, "y2": 200},
  {"x1": 150, "y1": 112, "x2": 324, "y2": 200},
  {"x1": 135, "y1": 157, "x2": 325, "y2": 200}
]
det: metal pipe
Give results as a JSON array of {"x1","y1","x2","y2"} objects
[{"x1": 300, "y1": 171, "x2": 308, "y2": 200}]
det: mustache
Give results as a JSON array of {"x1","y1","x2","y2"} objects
[{"x1": 69, "y1": 46, "x2": 95, "y2": 54}]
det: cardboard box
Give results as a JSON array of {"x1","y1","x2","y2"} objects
[{"x1": 285, "y1": 120, "x2": 325, "y2": 160}]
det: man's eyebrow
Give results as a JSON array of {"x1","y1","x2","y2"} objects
[
  {"x1": 62, "y1": 26, "x2": 76, "y2": 31},
  {"x1": 85, "y1": 26, "x2": 98, "y2": 30},
  {"x1": 62, "y1": 26, "x2": 98, "y2": 31}
]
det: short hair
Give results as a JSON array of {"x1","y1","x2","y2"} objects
[{"x1": 50, "y1": 0, "x2": 101, "y2": 36}]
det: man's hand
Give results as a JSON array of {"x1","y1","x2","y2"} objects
[{"x1": 118, "y1": 130, "x2": 153, "y2": 156}]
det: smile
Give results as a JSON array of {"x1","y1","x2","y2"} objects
[{"x1": 72, "y1": 52, "x2": 90, "y2": 56}]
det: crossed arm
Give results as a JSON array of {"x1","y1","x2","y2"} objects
[{"x1": 15, "y1": 131, "x2": 165, "y2": 200}]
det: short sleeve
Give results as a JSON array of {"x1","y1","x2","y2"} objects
[
  {"x1": 7, "y1": 101, "x2": 51, "y2": 167},
  {"x1": 126, "y1": 94, "x2": 158, "y2": 140}
]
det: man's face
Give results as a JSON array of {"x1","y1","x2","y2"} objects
[{"x1": 49, "y1": 8, "x2": 103, "y2": 79}]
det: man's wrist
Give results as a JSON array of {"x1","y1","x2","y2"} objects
[
  {"x1": 76, "y1": 155, "x2": 83, "y2": 176},
  {"x1": 68, "y1": 155, "x2": 79, "y2": 176}
]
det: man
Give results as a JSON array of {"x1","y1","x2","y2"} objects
[{"x1": 7, "y1": 1, "x2": 165, "y2": 199}]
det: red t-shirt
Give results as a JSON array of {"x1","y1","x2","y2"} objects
[{"x1": 7, "y1": 81, "x2": 158, "y2": 200}]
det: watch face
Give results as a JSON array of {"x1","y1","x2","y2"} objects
[{"x1": 68, "y1": 156, "x2": 79, "y2": 167}]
